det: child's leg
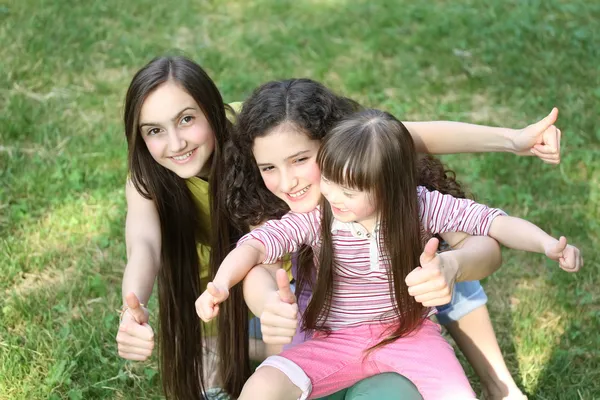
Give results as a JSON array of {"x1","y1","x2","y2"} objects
[
  {"x1": 437, "y1": 281, "x2": 525, "y2": 399},
  {"x1": 239, "y1": 366, "x2": 302, "y2": 400},
  {"x1": 444, "y1": 305, "x2": 527, "y2": 399},
  {"x1": 374, "y1": 319, "x2": 476, "y2": 400}
]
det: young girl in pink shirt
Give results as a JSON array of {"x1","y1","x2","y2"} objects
[{"x1": 197, "y1": 109, "x2": 581, "y2": 399}]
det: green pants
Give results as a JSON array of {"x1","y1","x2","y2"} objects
[{"x1": 317, "y1": 373, "x2": 423, "y2": 400}]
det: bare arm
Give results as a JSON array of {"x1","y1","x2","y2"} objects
[
  {"x1": 488, "y1": 216, "x2": 582, "y2": 272},
  {"x1": 212, "y1": 239, "x2": 266, "y2": 290},
  {"x1": 243, "y1": 264, "x2": 280, "y2": 317},
  {"x1": 439, "y1": 232, "x2": 502, "y2": 282},
  {"x1": 122, "y1": 180, "x2": 161, "y2": 306},
  {"x1": 403, "y1": 108, "x2": 561, "y2": 164}
]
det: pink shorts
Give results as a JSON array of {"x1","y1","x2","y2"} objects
[{"x1": 259, "y1": 319, "x2": 475, "y2": 400}]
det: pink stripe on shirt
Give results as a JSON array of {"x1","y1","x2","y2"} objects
[{"x1": 239, "y1": 186, "x2": 506, "y2": 330}]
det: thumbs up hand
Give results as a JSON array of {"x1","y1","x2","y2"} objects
[
  {"x1": 260, "y1": 269, "x2": 299, "y2": 345},
  {"x1": 116, "y1": 292, "x2": 155, "y2": 361},
  {"x1": 195, "y1": 282, "x2": 230, "y2": 322},
  {"x1": 544, "y1": 236, "x2": 583, "y2": 273},
  {"x1": 405, "y1": 238, "x2": 458, "y2": 307},
  {"x1": 513, "y1": 107, "x2": 561, "y2": 164}
]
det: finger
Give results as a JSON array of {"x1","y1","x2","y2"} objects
[
  {"x1": 420, "y1": 238, "x2": 439, "y2": 266},
  {"x1": 207, "y1": 282, "x2": 228, "y2": 303},
  {"x1": 276, "y1": 269, "x2": 296, "y2": 304},
  {"x1": 548, "y1": 236, "x2": 568, "y2": 258},
  {"x1": 260, "y1": 310, "x2": 299, "y2": 330},
  {"x1": 531, "y1": 143, "x2": 560, "y2": 156},
  {"x1": 118, "y1": 344, "x2": 154, "y2": 357},
  {"x1": 414, "y1": 290, "x2": 452, "y2": 304},
  {"x1": 125, "y1": 292, "x2": 148, "y2": 324},
  {"x1": 116, "y1": 332, "x2": 155, "y2": 349},
  {"x1": 405, "y1": 267, "x2": 440, "y2": 287},
  {"x1": 261, "y1": 325, "x2": 297, "y2": 338},
  {"x1": 407, "y1": 279, "x2": 449, "y2": 298},
  {"x1": 530, "y1": 148, "x2": 560, "y2": 164},
  {"x1": 557, "y1": 127, "x2": 562, "y2": 158},
  {"x1": 262, "y1": 335, "x2": 294, "y2": 345},
  {"x1": 118, "y1": 350, "x2": 150, "y2": 361},
  {"x1": 533, "y1": 107, "x2": 559, "y2": 133},
  {"x1": 119, "y1": 321, "x2": 154, "y2": 341}
]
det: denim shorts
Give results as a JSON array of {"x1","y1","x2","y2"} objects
[{"x1": 435, "y1": 280, "x2": 488, "y2": 325}]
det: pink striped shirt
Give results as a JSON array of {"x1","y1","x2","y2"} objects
[{"x1": 239, "y1": 186, "x2": 506, "y2": 330}]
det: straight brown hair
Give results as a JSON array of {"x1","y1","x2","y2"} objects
[
  {"x1": 306, "y1": 109, "x2": 427, "y2": 348},
  {"x1": 124, "y1": 56, "x2": 249, "y2": 399}
]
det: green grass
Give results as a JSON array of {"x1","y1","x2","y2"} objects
[{"x1": 1, "y1": 0, "x2": 599, "y2": 398}]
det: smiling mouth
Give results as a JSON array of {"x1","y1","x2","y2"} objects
[
  {"x1": 287, "y1": 185, "x2": 310, "y2": 198},
  {"x1": 170, "y1": 148, "x2": 196, "y2": 162},
  {"x1": 332, "y1": 205, "x2": 349, "y2": 212}
]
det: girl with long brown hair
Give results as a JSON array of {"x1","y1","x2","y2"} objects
[{"x1": 197, "y1": 109, "x2": 581, "y2": 399}]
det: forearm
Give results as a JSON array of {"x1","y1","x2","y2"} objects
[
  {"x1": 442, "y1": 236, "x2": 502, "y2": 281},
  {"x1": 242, "y1": 264, "x2": 280, "y2": 316},
  {"x1": 213, "y1": 240, "x2": 265, "y2": 289},
  {"x1": 404, "y1": 121, "x2": 518, "y2": 154},
  {"x1": 122, "y1": 242, "x2": 160, "y2": 306},
  {"x1": 488, "y1": 216, "x2": 556, "y2": 253}
]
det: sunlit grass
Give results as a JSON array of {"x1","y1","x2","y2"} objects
[{"x1": 1, "y1": 0, "x2": 598, "y2": 398}]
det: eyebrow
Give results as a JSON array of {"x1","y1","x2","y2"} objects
[
  {"x1": 139, "y1": 106, "x2": 197, "y2": 129},
  {"x1": 256, "y1": 150, "x2": 311, "y2": 167}
]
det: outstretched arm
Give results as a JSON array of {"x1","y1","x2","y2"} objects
[
  {"x1": 195, "y1": 239, "x2": 266, "y2": 322},
  {"x1": 404, "y1": 108, "x2": 561, "y2": 164},
  {"x1": 488, "y1": 216, "x2": 582, "y2": 272}
]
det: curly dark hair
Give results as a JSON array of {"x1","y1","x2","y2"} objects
[{"x1": 224, "y1": 78, "x2": 361, "y2": 228}]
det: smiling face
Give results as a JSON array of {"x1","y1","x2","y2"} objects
[
  {"x1": 319, "y1": 176, "x2": 379, "y2": 232},
  {"x1": 252, "y1": 123, "x2": 323, "y2": 213},
  {"x1": 138, "y1": 80, "x2": 215, "y2": 179}
]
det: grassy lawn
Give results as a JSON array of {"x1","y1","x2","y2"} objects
[{"x1": 1, "y1": 0, "x2": 598, "y2": 398}]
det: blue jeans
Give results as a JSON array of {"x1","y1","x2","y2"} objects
[{"x1": 435, "y1": 280, "x2": 488, "y2": 325}]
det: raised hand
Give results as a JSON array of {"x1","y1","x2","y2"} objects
[
  {"x1": 513, "y1": 107, "x2": 561, "y2": 164},
  {"x1": 544, "y1": 236, "x2": 583, "y2": 272},
  {"x1": 405, "y1": 238, "x2": 458, "y2": 307},
  {"x1": 195, "y1": 282, "x2": 230, "y2": 322},
  {"x1": 260, "y1": 269, "x2": 299, "y2": 344},
  {"x1": 116, "y1": 292, "x2": 155, "y2": 361}
]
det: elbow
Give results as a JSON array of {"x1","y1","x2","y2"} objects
[{"x1": 489, "y1": 239, "x2": 503, "y2": 273}]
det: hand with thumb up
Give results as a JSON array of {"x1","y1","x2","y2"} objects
[
  {"x1": 405, "y1": 238, "x2": 458, "y2": 307},
  {"x1": 260, "y1": 269, "x2": 299, "y2": 345},
  {"x1": 513, "y1": 107, "x2": 562, "y2": 164},
  {"x1": 195, "y1": 282, "x2": 230, "y2": 322},
  {"x1": 116, "y1": 292, "x2": 155, "y2": 361},
  {"x1": 544, "y1": 236, "x2": 583, "y2": 272}
]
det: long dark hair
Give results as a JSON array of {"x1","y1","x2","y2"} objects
[
  {"x1": 312, "y1": 109, "x2": 427, "y2": 349},
  {"x1": 124, "y1": 56, "x2": 249, "y2": 399},
  {"x1": 225, "y1": 78, "x2": 361, "y2": 228}
]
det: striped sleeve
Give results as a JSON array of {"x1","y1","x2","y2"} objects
[
  {"x1": 417, "y1": 186, "x2": 507, "y2": 236},
  {"x1": 237, "y1": 208, "x2": 321, "y2": 264}
]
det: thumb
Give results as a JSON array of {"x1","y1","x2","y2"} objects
[
  {"x1": 420, "y1": 237, "x2": 439, "y2": 267},
  {"x1": 125, "y1": 292, "x2": 148, "y2": 324},
  {"x1": 547, "y1": 236, "x2": 567, "y2": 259},
  {"x1": 276, "y1": 269, "x2": 296, "y2": 305},
  {"x1": 207, "y1": 282, "x2": 228, "y2": 303},
  {"x1": 532, "y1": 107, "x2": 558, "y2": 132}
]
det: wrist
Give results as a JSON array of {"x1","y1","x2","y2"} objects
[
  {"x1": 504, "y1": 128, "x2": 521, "y2": 154},
  {"x1": 439, "y1": 252, "x2": 461, "y2": 282}
]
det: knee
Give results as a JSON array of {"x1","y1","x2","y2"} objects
[{"x1": 239, "y1": 367, "x2": 302, "y2": 400}]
